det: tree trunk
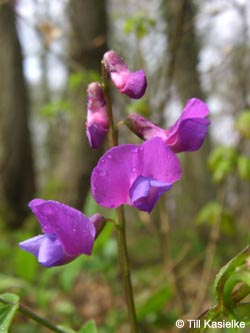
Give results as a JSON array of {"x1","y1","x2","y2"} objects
[
  {"x1": 54, "y1": 0, "x2": 108, "y2": 209},
  {"x1": 163, "y1": 0, "x2": 215, "y2": 221},
  {"x1": 0, "y1": 2, "x2": 36, "y2": 228}
]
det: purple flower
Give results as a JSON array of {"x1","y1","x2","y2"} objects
[
  {"x1": 103, "y1": 50, "x2": 147, "y2": 99},
  {"x1": 126, "y1": 98, "x2": 210, "y2": 153},
  {"x1": 19, "y1": 199, "x2": 97, "y2": 267},
  {"x1": 86, "y1": 82, "x2": 109, "y2": 149},
  {"x1": 91, "y1": 137, "x2": 181, "y2": 212}
]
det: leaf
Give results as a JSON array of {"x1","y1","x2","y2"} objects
[
  {"x1": 0, "y1": 293, "x2": 19, "y2": 333},
  {"x1": 195, "y1": 201, "x2": 235, "y2": 236},
  {"x1": 78, "y1": 319, "x2": 97, "y2": 333},
  {"x1": 14, "y1": 247, "x2": 38, "y2": 282},
  {"x1": 213, "y1": 246, "x2": 250, "y2": 306},
  {"x1": 236, "y1": 111, "x2": 250, "y2": 139},
  {"x1": 126, "y1": 100, "x2": 150, "y2": 117},
  {"x1": 123, "y1": 14, "x2": 155, "y2": 39},
  {"x1": 208, "y1": 146, "x2": 238, "y2": 183},
  {"x1": 231, "y1": 303, "x2": 250, "y2": 323},
  {"x1": 68, "y1": 71, "x2": 100, "y2": 90},
  {"x1": 41, "y1": 100, "x2": 71, "y2": 118},
  {"x1": 137, "y1": 285, "x2": 172, "y2": 320},
  {"x1": 237, "y1": 155, "x2": 250, "y2": 180},
  {"x1": 223, "y1": 271, "x2": 250, "y2": 309}
]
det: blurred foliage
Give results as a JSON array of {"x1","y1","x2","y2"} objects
[
  {"x1": 126, "y1": 100, "x2": 150, "y2": 117},
  {"x1": 41, "y1": 100, "x2": 72, "y2": 118},
  {"x1": 235, "y1": 111, "x2": 250, "y2": 139},
  {"x1": 123, "y1": 13, "x2": 156, "y2": 39},
  {"x1": 68, "y1": 71, "x2": 101, "y2": 90},
  {"x1": 237, "y1": 155, "x2": 250, "y2": 180},
  {"x1": 208, "y1": 146, "x2": 238, "y2": 183},
  {"x1": 196, "y1": 201, "x2": 235, "y2": 237},
  {"x1": 79, "y1": 320, "x2": 97, "y2": 333},
  {"x1": 187, "y1": 247, "x2": 250, "y2": 332}
]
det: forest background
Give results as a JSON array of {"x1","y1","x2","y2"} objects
[{"x1": 0, "y1": 0, "x2": 250, "y2": 332}]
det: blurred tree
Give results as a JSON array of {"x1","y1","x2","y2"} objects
[
  {"x1": 163, "y1": 0, "x2": 215, "y2": 221},
  {"x1": 54, "y1": 0, "x2": 108, "y2": 209},
  {"x1": 0, "y1": 2, "x2": 36, "y2": 228}
]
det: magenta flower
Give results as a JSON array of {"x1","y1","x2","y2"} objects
[
  {"x1": 86, "y1": 82, "x2": 109, "y2": 149},
  {"x1": 103, "y1": 50, "x2": 147, "y2": 99},
  {"x1": 91, "y1": 137, "x2": 181, "y2": 212},
  {"x1": 19, "y1": 199, "x2": 97, "y2": 267},
  {"x1": 126, "y1": 98, "x2": 210, "y2": 153}
]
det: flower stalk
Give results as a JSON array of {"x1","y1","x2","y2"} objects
[
  {"x1": 0, "y1": 297, "x2": 66, "y2": 333},
  {"x1": 102, "y1": 64, "x2": 138, "y2": 333}
]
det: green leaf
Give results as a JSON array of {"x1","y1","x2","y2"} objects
[
  {"x1": 237, "y1": 155, "x2": 250, "y2": 180},
  {"x1": 236, "y1": 111, "x2": 250, "y2": 139},
  {"x1": 41, "y1": 100, "x2": 71, "y2": 118},
  {"x1": 223, "y1": 271, "x2": 250, "y2": 309},
  {"x1": 231, "y1": 303, "x2": 250, "y2": 323},
  {"x1": 123, "y1": 14, "x2": 155, "y2": 39},
  {"x1": 0, "y1": 293, "x2": 19, "y2": 333},
  {"x1": 195, "y1": 201, "x2": 235, "y2": 236},
  {"x1": 213, "y1": 246, "x2": 250, "y2": 306},
  {"x1": 78, "y1": 319, "x2": 97, "y2": 333},
  {"x1": 137, "y1": 285, "x2": 172, "y2": 320},
  {"x1": 68, "y1": 70, "x2": 100, "y2": 90},
  {"x1": 126, "y1": 100, "x2": 150, "y2": 117},
  {"x1": 208, "y1": 146, "x2": 238, "y2": 183},
  {"x1": 14, "y1": 247, "x2": 38, "y2": 282}
]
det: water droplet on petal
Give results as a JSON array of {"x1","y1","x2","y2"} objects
[
  {"x1": 99, "y1": 169, "x2": 108, "y2": 176},
  {"x1": 107, "y1": 154, "x2": 112, "y2": 159}
]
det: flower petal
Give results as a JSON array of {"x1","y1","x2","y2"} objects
[
  {"x1": 91, "y1": 144, "x2": 140, "y2": 208},
  {"x1": 129, "y1": 176, "x2": 172, "y2": 212},
  {"x1": 87, "y1": 123, "x2": 108, "y2": 149},
  {"x1": 141, "y1": 137, "x2": 182, "y2": 183},
  {"x1": 38, "y1": 234, "x2": 64, "y2": 268},
  {"x1": 19, "y1": 234, "x2": 46, "y2": 257},
  {"x1": 181, "y1": 98, "x2": 209, "y2": 119},
  {"x1": 91, "y1": 137, "x2": 181, "y2": 211},
  {"x1": 28, "y1": 200, "x2": 95, "y2": 256},
  {"x1": 165, "y1": 98, "x2": 210, "y2": 152},
  {"x1": 166, "y1": 118, "x2": 210, "y2": 153},
  {"x1": 111, "y1": 70, "x2": 147, "y2": 99}
]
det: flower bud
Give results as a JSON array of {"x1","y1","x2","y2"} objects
[
  {"x1": 103, "y1": 50, "x2": 147, "y2": 99},
  {"x1": 126, "y1": 113, "x2": 167, "y2": 141},
  {"x1": 86, "y1": 82, "x2": 109, "y2": 149}
]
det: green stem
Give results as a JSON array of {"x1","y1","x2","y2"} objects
[
  {"x1": 101, "y1": 63, "x2": 138, "y2": 333},
  {"x1": 0, "y1": 298, "x2": 66, "y2": 333},
  {"x1": 116, "y1": 206, "x2": 138, "y2": 333}
]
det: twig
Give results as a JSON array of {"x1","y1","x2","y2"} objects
[{"x1": 192, "y1": 184, "x2": 225, "y2": 315}]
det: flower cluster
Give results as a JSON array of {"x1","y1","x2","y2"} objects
[{"x1": 19, "y1": 50, "x2": 210, "y2": 267}]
